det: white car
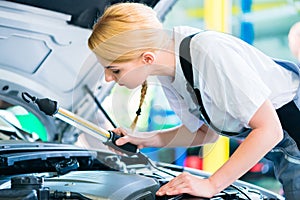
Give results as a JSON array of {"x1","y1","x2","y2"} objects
[{"x1": 0, "y1": 0, "x2": 285, "y2": 199}]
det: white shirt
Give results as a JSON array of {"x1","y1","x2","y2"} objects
[{"x1": 158, "y1": 26, "x2": 299, "y2": 133}]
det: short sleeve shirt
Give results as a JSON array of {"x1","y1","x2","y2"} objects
[{"x1": 159, "y1": 26, "x2": 299, "y2": 133}]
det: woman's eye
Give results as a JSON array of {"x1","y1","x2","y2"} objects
[{"x1": 112, "y1": 69, "x2": 120, "y2": 74}]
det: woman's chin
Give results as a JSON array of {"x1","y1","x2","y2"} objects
[
  {"x1": 126, "y1": 84, "x2": 140, "y2": 90},
  {"x1": 118, "y1": 82, "x2": 143, "y2": 89},
  {"x1": 118, "y1": 83, "x2": 132, "y2": 89}
]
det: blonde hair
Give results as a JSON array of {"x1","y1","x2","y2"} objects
[
  {"x1": 130, "y1": 80, "x2": 148, "y2": 131},
  {"x1": 88, "y1": 3, "x2": 164, "y2": 131},
  {"x1": 88, "y1": 2, "x2": 165, "y2": 63}
]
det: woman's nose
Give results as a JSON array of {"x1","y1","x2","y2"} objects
[{"x1": 104, "y1": 69, "x2": 115, "y2": 82}]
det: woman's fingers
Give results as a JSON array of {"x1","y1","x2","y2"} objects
[
  {"x1": 112, "y1": 127, "x2": 128, "y2": 136},
  {"x1": 115, "y1": 135, "x2": 145, "y2": 149},
  {"x1": 156, "y1": 172, "x2": 214, "y2": 198},
  {"x1": 109, "y1": 127, "x2": 154, "y2": 150},
  {"x1": 157, "y1": 173, "x2": 187, "y2": 195},
  {"x1": 115, "y1": 135, "x2": 130, "y2": 146}
]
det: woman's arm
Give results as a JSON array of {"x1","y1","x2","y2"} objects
[
  {"x1": 157, "y1": 124, "x2": 219, "y2": 147},
  {"x1": 114, "y1": 123, "x2": 219, "y2": 149},
  {"x1": 157, "y1": 99, "x2": 284, "y2": 198},
  {"x1": 208, "y1": 99, "x2": 283, "y2": 194}
]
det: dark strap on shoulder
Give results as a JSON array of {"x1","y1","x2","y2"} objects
[
  {"x1": 179, "y1": 33, "x2": 211, "y2": 124},
  {"x1": 179, "y1": 34, "x2": 247, "y2": 136},
  {"x1": 179, "y1": 34, "x2": 196, "y2": 88}
]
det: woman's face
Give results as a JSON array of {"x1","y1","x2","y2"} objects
[{"x1": 101, "y1": 56, "x2": 150, "y2": 89}]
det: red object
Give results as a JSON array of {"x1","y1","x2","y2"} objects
[
  {"x1": 250, "y1": 163, "x2": 264, "y2": 173},
  {"x1": 184, "y1": 156, "x2": 203, "y2": 170}
]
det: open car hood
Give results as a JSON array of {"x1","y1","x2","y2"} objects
[{"x1": 0, "y1": 0, "x2": 176, "y2": 140}]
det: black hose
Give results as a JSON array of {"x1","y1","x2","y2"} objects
[{"x1": 84, "y1": 85, "x2": 117, "y2": 128}]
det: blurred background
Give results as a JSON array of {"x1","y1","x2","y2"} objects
[{"x1": 163, "y1": 0, "x2": 299, "y2": 62}]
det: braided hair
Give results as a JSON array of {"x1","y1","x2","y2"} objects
[{"x1": 130, "y1": 80, "x2": 148, "y2": 131}]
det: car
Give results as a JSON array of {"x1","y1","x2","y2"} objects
[{"x1": 0, "y1": 0, "x2": 285, "y2": 199}]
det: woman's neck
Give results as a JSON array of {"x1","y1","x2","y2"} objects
[{"x1": 151, "y1": 39, "x2": 176, "y2": 77}]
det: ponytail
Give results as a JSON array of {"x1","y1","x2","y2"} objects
[{"x1": 130, "y1": 80, "x2": 148, "y2": 131}]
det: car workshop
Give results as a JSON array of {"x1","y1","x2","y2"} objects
[{"x1": 0, "y1": 0, "x2": 300, "y2": 199}]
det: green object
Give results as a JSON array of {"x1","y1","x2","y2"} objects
[{"x1": 8, "y1": 106, "x2": 48, "y2": 141}]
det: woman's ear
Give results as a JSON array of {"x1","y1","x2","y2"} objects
[{"x1": 141, "y1": 52, "x2": 155, "y2": 64}]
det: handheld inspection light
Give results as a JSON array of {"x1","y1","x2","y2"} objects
[{"x1": 21, "y1": 92, "x2": 137, "y2": 155}]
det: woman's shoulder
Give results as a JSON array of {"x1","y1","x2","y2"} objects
[
  {"x1": 173, "y1": 26, "x2": 203, "y2": 38},
  {"x1": 191, "y1": 30, "x2": 255, "y2": 55}
]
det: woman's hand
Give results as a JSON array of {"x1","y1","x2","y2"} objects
[
  {"x1": 111, "y1": 127, "x2": 159, "y2": 149},
  {"x1": 156, "y1": 172, "x2": 217, "y2": 198}
]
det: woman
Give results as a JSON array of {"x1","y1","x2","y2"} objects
[{"x1": 88, "y1": 3, "x2": 300, "y2": 199}]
